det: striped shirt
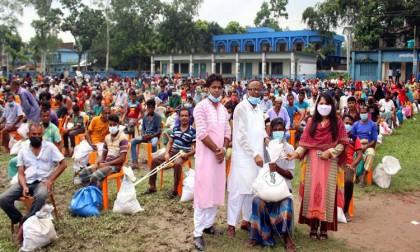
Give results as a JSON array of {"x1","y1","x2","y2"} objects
[
  {"x1": 103, "y1": 130, "x2": 128, "y2": 168},
  {"x1": 170, "y1": 125, "x2": 196, "y2": 152}
]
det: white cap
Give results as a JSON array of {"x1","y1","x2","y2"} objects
[{"x1": 275, "y1": 97, "x2": 282, "y2": 102}]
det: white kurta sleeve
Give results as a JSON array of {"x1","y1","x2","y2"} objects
[{"x1": 234, "y1": 105, "x2": 258, "y2": 158}]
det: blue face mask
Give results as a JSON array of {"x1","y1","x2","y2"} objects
[
  {"x1": 208, "y1": 94, "x2": 221, "y2": 103},
  {"x1": 345, "y1": 124, "x2": 352, "y2": 133},
  {"x1": 248, "y1": 96, "x2": 261, "y2": 105},
  {"x1": 62, "y1": 95, "x2": 67, "y2": 99},
  {"x1": 272, "y1": 131, "x2": 285, "y2": 141},
  {"x1": 360, "y1": 113, "x2": 368, "y2": 121}
]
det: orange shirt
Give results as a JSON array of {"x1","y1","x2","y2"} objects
[{"x1": 88, "y1": 116, "x2": 109, "y2": 144}]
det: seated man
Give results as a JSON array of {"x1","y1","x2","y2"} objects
[
  {"x1": 54, "y1": 94, "x2": 68, "y2": 119},
  {"x1": 0, "y1": 93, "x2": 24, "y2": 152},
  {"x1": 130, "y1": 99, "x2": 162, "y2": 169},
  {"x1": 8, "y1": 108, "x2": 62, "y2": 179},
  {"x1": 93, "y1": 94, "x2": 104, "y2": 117},
  {"x1": 351, "y1": 105, "x2": 378, "y2": 188},
  {"x1": 247, "y1": 118, "x2": 295, "y2": 250},
  {"x1": 63, "y1": 105, "x2": 85, "y2": 157},
  {"x1": 142, "y1": 108, "x2": 196, "y2": 199},
  {"x1": 378, "y1": 91, "x2": 396, "y2": 127},
  {"x1": 85, "y1": 106, "x2": 111, "y2": 159},
  {"x1": 342, "y1": 96, "x2": 361, "y2": 122},
  {"x1": 80, "y1": 114, "x2": 128, "y2": 187},
  {"x1": 0, "y1": 123, "x2": 67, "y2": 242}
]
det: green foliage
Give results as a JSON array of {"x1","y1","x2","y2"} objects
[
  {"x1": 303, "y1": 0, "x2": 420, "y2": 50},
  {"x1": 3, "y1": 31, "x2": 27, "y2": 67},
  {"x1": 254, "y1": 1, "x2": 281, "y2": 31},
  {"x1": 61, "y1": 0, "x2": 105, "y2": 68},
  {"x1": 224, "y1": 21, "x2": 246, "y2": 35}
]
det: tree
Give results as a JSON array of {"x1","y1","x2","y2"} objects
[
  {"x1": 254, "y1": 1, "x2": 281, "y2": 30},
  {"x1": 268, "y1": 0, "x2": 289, "y2": 19},
  {"x1": 61, "y1": 0, "x2": 105, "y2": 69},
  {"x1": 224, "y1": 21, "x2": 246, "y2": 34},
  {"x1": 172, "y1": 0, "x2": 203, "y2": 16},
  {"x1": 3, "y1": 31, "x2": 27, "y2": 67}
]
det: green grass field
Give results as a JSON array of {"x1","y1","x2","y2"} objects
[{"x1": 0, "y1": 113, "x2": 418, "y2": 251}]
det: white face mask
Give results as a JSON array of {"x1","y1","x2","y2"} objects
[
  {"x1": 317, "y1": 104, "x2": 332, "y2": 116},
  {"x1": 109, "y1": 126, "x2": 119, "y2": 135},
  {"x1": 344, "y1": 91, "x2": 349, "y2": 96}
]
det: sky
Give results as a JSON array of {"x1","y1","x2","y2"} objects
[{"x1": 16, "y1": 0, "x2": 335, "y2": 43}]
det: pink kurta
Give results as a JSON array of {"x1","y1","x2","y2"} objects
[{"x1": 193, "y1": 98, "x2": 231, "y2": 209}]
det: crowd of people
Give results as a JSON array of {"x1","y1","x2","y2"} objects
[{"x1": 0, "y1": 71, "x2": 418, "y2": 251}]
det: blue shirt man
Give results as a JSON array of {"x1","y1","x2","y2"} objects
[{"x1": 12, "y1": 81, "x2": 40, "y2": 122}]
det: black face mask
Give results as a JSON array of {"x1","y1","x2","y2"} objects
[
  {"x1": 29, "y1": 137, "x2": 42, "y2": 148},
  {"x1": 42, "y1": 122, "x2": 49, "y2": 128}
]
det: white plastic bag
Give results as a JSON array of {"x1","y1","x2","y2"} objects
[
  {"x1": 9, "y1": 136, "x2": 18, "y2": 149},
  {"x1": 337, "y1": 207, "x2": 347, "y2": 223},
  {"x1": 266, "y1": 139, "x2": 286, "y2": 162},
  {"x1": 377, "y1": 134, "x2": 383, "y2": 144},
  {"x1": 21, "y1": 205, "x2": 57, "y2": 252},
  {"x1": 180, "y1": 169, "x2": 195, "y2": 202},
  {"x1": 373, "y1": 163, "x2": 391, "y2": 188},
  {"x1": 72, "y1": 140, "x2": 93, "y2": 162},
  {"x1": 17, "y1": 123, "x2": 29, "y2": 139},
  {"x1": 9, "y1": 139, "x2": 21, "y2": 155},
  {"x1": 382, "y1": 156, "x2": 401, "y2": 175},
  {"x1": 413, "y1": 104, "x2": 418, "y2": 114},
  {"x1": 253, "y1": 164, "x2": 292, "y2": 202},
  {"x1": 113, "y1": 167, "x2": 143, "y2": 214}
]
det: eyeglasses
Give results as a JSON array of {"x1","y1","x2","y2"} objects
[{"x1": 248, "y1": 88, "x2": 261, "y2": 93}]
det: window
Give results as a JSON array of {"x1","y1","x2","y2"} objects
[
  {"x1": 277, "y1": 43, "x2": 287, "y2": 52},
  {"x1": 272, "y1": 63, "x2": 283, "y2": 75},
  {"x1": 222, "y1": 63, "x2": 232, "y2": 74},
  {"x1": 231, "y1": 45, "x2": 240, "y2": 53},
  {"x1": 295, "y1": 43, "x2": 303, "y2": 51},
  {"x1": 246, "y1": 44, "x2": 254, "y2": 52},
  {"x1": 174, "y1": 64, "x2": 179, "y2": 73},
  {"x1": 216, "y1": 63, "x2": 221, "y2": 73},
  {"x1": 219, "y1": 46, "x2": 225, "y2": 53},
  {"x1": 360, "y1": 63, "x2": 377, "y2": 76},
  {"x1": 258, "y1": 62, "x2": 269, "y2": 75},
  {"x1": 180, "y1": 63, "x2": 189, "y2": 73}
]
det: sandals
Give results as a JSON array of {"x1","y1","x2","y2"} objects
[
  {"x1": 309, "y1": 230, "x2": 318, "y2": 240},
  {"x1": 319, "y1": 231, "x2": 328, "y2": 240},
  {"x1": 142, "y1": 188, "x2": 157, "y2": 195},
  {"x1": 359, "y1": 179, "x2": 365, "y2": 188}
]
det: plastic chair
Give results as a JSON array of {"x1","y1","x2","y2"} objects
[
  {"x1": 101, "y1": 143, "x2": 130, "y2": 210},
  {"x1": 367, "y1": 167, "x2": 373, "y2": 185},
  {"x1": 159, "y1": 158, "x2": 192, "y2": 195},
  {"x1": 137, "y1": 122, "x2": 164, "y2": 167},
  {"x1": 11, "y1": 193, "x2": 59, "y2": 233},
  {"x1": 289, "y1": 129, "x2": 296, "y2": 147},
  {"x1": 89, "y1": 151, "x2": 98, "y2": 166},
  {"x1": 74, "y1": 115, "x2": 90, "y2": 146}
]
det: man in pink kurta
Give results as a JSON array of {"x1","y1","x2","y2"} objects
[{"x1": 193, "y1": 74, "x2": 231, "y2": 251}]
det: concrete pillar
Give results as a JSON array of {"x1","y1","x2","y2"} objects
[
  {"x1": 235, "y1": 53, "x2": 240, "y2": 81},
  {"x1": 262, "y1": 52, "x2": 266, "y2": 81},
  {"x1": 150, "y1": 55, "x2": 155, "y2": 76},
  {"x1": 269, "y1": 61, "x2": 272, "y2": 76},
  {"x1": 211, "y1": 54, "x2": 215, "y2": 74},
  {"x1": 189, "y1": 54, "x2": 193, "y2": 77},
  {"x1": 290, "y1": 52, "x2": 295, "y2": 80},
  {"x1": 169, "y1": 55, "x2": 173, "y2": 77}
]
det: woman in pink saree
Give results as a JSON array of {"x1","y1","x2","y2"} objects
[
  {"x1": 287, "y1": 92, "x2": 348, "y2": 240},
  {"x1": 192, "y1": 74, "x2": 231, "y2": 251}
]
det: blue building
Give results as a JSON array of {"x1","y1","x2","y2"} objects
[
  {"x1": 351, "y1": 49, "x2": 420, "y2": 82},
  {"x1": 47, "y1": 48, "x2": 87, "y2": 74},
  {"x1": 152, "y1": 28, "x2": 345, "y2": 80}
]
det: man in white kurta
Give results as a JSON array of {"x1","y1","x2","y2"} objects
[{"x1": 227, "y1": 80, "x2": 268, "y2": 238}]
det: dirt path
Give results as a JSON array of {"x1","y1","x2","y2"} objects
[{"x1": 331, "y1": 192, "x2": 420, "y2": 251}]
